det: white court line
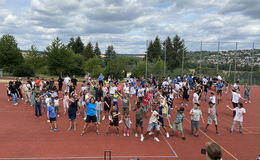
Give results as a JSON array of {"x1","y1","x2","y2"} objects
[
  {"x1": 184, "y1": 118, "x2": 238, "y2": 160},
  {"x1": 244, "y1": 127, "x2": 260, "y2": 128},
  {"x1": 0, "y1": 155, "x2": 177, "y2": 160},
  {"x1": 226, "y1": 105, "x2": 233, "y2": 111},
  {"x1": 160, "y1": 132, "x2": 179, "y2": 158}
]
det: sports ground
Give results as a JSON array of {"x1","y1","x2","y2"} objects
[{"x1": 0, "y1": 81, "x2": 259, "y2": 160}]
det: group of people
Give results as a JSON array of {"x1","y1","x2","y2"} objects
[{"x1": 6, "y1": 73, "x2": 250, "y2": 142}]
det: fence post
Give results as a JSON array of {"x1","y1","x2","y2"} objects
[
  {"x1": 217, "y1": 42, "x2": 220, "y2": 74},
  {"x1": 145, "y1": 40, "x2": 148, "y2": 79},
  {"x1": 233, "y1": 42, "x2": 238, "y2": 83},
  {"x1": 199, "y1": 41, "x2": 202, "y2": 75}
]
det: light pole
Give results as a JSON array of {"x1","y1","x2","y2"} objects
[
  {"x1": 145, "y1": 40, "x2": 148, "y2": 79},
  {"x1": 233, "y1": 42, "x2": 238, "y2": 83},
  {"x1": 250, "y1": 42, "x2": 255, "y2": 85},
  {"x1": 199, "y1": 41, "x2": 203, "y2": 75}
]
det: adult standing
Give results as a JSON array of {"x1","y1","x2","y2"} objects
[
  {"x1": 58, "y1": 76, "x2": 63, "y2": 91},
  {"x1": 98, "y1": 73, "x2": 104, "y2": 86},
  {"x1": 68, "y1": 93, "x2": 79, "y2": 131},
  {"x1": 64, "y1": 75, "x2": 71, "y2": 92},
  {"x1": 9, "y1": 81, "x2": 18, "y2": 105},
  {"x1": 71, "y1": 75, "x2": 78, "y2": 88}
]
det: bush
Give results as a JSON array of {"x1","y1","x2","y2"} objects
[{"x1": 13, "y1": 63, "x2": 35, "y2": 77}]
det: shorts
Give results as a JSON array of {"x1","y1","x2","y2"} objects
[
  {"x1": 49, "y1": 117, "x2": 57, "y2": 123},
  {"x1": 122, "y1": 107, "x2": 129, "y2": 115},
  {"x1": 113, "y1": 101, "x2": 118, "y2": 107},
  {"x1": 86, "y1": 115, "x2": 97, "y2": 123},
  {"x1": 172, "y1": 122, "x2": 183, "y2": 132},
  {"x1": 147, "y1": 122, "x2": 160, "y2": 131},
  {"x1": 110, "y1": 118, "x2": 119, "y2": 126},
  {"x1": 135, "y1": 118, "x2": 143, "y2": 128},
  {"x1": 104, "y1": 105, "x2": 111, "y2": 112},
  {"x1": 68, "y1": 112, "x2": 76, "y2": 120},
  {"x1": 191, "y1": 120, "x2": 199, "y2": 130},
  {"x1": 207, "y1": 117, "x2": 217, "y2": 125},
  {"x1": 143, "y1": 105, "x2": 148, "y2": 112},
  {"x1": 244, "y1": 94, "x2": 250, "y2": 99},
  {"x1": 217, "y1": 90, "x2": 222, "y2": 95},
  {"x1": 158, "y1": 117, "x2": 165, "y2": 127}
]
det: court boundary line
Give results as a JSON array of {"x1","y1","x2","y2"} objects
[
  {"x1": 0, "y1": 155, "x2": 178, "y2": 160},
  {"x1": 161, "y1": 131, "x2": 179, "y2": 158},
  {"x1": 184, "y1": 118, "x2": 238, "y2": 160}
]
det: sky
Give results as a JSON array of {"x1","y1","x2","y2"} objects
[{"x1": 0, "y1": 0, "x2": 260, "y2": 54}]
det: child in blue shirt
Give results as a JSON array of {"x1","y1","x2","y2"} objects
[{"x1": 47, "y1": 102, "x2": 58, "y2": 131}]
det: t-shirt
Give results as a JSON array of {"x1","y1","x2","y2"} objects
[
  {"x1": 104, "y1": 96, "x2": 112, "y2": 107},
  {"x1": 232, "y1": 92, "x2": 241, "y2": 103},
  {"x1": 135, "y1": 107, "x2": 144, "y2": 120},
  {"x1": 109, "y1": 86, "x2": 117, "y2": 95},
  {"x1": 137, "y1": 88, "x2": 145, "y2": 97},
  {"x1": 217, "y1": 83, "x2": 224, "y2": 91},
  {"x1": 208, "y1": 107, "x2": 216, "y2": 119},
  {"x1": 111, "y1": 110, "x2": 119, "y2": 119},
  {"x1": 149, "y1": 110, "x2": 159, "y2": 124},
  {"x1": 233, "y1": 107, "x2": 246, "y2": 122},
  {"x1": 190, "y1": 108, "x2": 202, "y2": 121},
  {"x1": 64, "y1": 77, "x2": 71, "y2": 85},
  {"x1": 47, "y1": 106, "x2": 56, "y2": 118},
  {"x1": 86, "y1": 103, "x2": 96, "y2": 116},
  {"x1": 209, "y1": 96, "x2": 216, "y2": 104},
  {"x1": 193, "y1": 93, "x2": 199, "y2": 104},
  {"x1": 98, "y1": 75, "x2": 104, "y2": 81},
  {"x1": 122, "y1": 98, "x2": 129, "y2": 108},
  {"x1": 174, "y1": 112, "x2": 185, "y2": 124},
  {"x1": 143, "y1": 96, "x2": 150, "y2": 105},
  {"x1": 95, "y1": 101, "x2": 102, "y2": 111}
]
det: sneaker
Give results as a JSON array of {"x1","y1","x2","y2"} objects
[
  {"x1": 154, "y1": 137, "x2": 160, "y2": 142},
  {"x1": 229, "y1": 129, "x2": 233, "y2": 134},
  {"x1": 194, "y1": 134, "x2": 199, "y2": 137},
  {"x1": 135, "y1": 133, "x2": 138, "y2": 137},
  {"x1": 105, "y1": 132, "x2": 109, "y2": 136},
  {"x1": 182, "y1": 137, "x2": 186, "y2": 140},
  {"x1": 102, "y1": 116, "x2": 105, "y2": 120},
  {"x1": 204, "y1": 130, "x2": 207, "y2": 133},
  {"x1": 80, "y1": 132, "x2": 85, "y2": 136},
  {"x1": 239, "y1": 131, "x2": 243, "y2": 134},
  {"x1": 54, "y1": 128, "x2": 59, "y2": 131},
  {"x1": 130, "y1": 120, "x2": 132, "y2": 124},
  {"x1": 14, "y1": 103, "x2": 18, "y2": 105},
  {"x1": 127, "y1": 133, "x2": 129, "y2": 136},
  {"x1": 140, "y1": 134, "x2": 144, "y2": 139},
  {"x1": 119, "y1": 120, "x2": 123, "y2": 124},
  {"x1": 148, "y1": 132, "x2": 154, "y2": 135},
  {"x1": 216, "y1": 132, "x2": 220, "y2": 135},
  {"x1": 166, "y1": 132, "x2": 169, "y2": 138},
  {"x1": 140, "y1": 136, "x2": 144, "y2": 141},
  {"x1": 123, "y1": 133, "x2": 126, "y2": 136},
  {"x1": 96, "y1": 131, "x2": 100, "y2": 135},
  {"x1": 50, "y1": 128, "x2": 54, "y2": 132},
  {"x1": 57, "y1": 115, "x2": 60, "y2": 117}
]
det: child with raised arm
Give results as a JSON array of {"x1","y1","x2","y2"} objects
[
  {"x1": 123, "y1": 114, "x2": 131, "y2": 136},
  {"x1": 133, "y1": 102, "x2": 144, "y2": 138},
  {"x1": 230, "y1": 102, "x2": 246, "y2": 134},
  {"x1": 204, "y1": 102, "x2": 219, "y2": 135},
  {"x1": 105, "y1": 105, "x2": 120, "y2": 135},
  {"x1": 170, "y1": 106, "x2": 186, "y2": 140},
  {"x1": 190, "y1": 103, "x2": 204, "y2": 137}
]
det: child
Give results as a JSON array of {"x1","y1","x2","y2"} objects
[
  {"x1": 63, "y1": 92, "x2": 69, "y2": 114},
  {"x1": 103, "y1": 93, "x2": 112, "y2": 120},
  {"x1": 209, "y1": 92, "x2": 217, "y2": 113},
  {"x1": 54, "y1": 96, "x2": 60, "y2": 117},
  {"x1": 133, "y1": 102, "x2": 144, "y2": 138},
  {"x1": 47, "y1": 102, "x2": 58, "y2": 131},
  {"x1": 170, "y1": 107, "x2": 186, "y2": 140},
  {"x1": 204, "y1": 102, "x2": 219, "y2": 135},
  {"x1": 244, "y1": 84, "x2": 251, "y2": 103},
  {"x1": 34, "y1": 93, "x2": 42, "y2": 117},
  {"x1": 230, "y1": 102, "x2": 246, "y2": 134},
  {"x1": 67, "y1": 93, "x2": 78, "y2": 131},
  {"x1": 123, "y1": 114, "x2": 130, "y2": 136},
  {"x1": 105, "y1": 105, "x2": 120, "y2": 135},
  {"x1": 143, "y1": 93, "x2": 150, "y2": 118},
  {"x1": 141, "y1": 104, "x2": 161, "y2": 142},
  {"x1": 190, "y1": 103, "x2": 204, "y2": 137},
  {"x1": 95, "y1": 97, "x2": 102, "y2": 124}
]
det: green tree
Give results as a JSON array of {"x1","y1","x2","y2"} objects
[
  {"x1": 172, "y1": 35, "x2": 186, "y2": 68},
  {"x1": 162, "y1": 37, "x2": 174, "y2": 71},
  {"x1": 0, "y1": 34, "x2": 23, "y2": 72},
  {"x1": 104, "y1": 45, "x2": 116, "y2": 65},
  {"x1": 45, "y1": 37, "x2": 74, "y2": 75},
  {"x1": 104, "y1": 56, "x2": 127, "y2": 79},
  {"x1": 25, "y1": 45, "x2": 47, "y2": 72},
  {"x1": 84, "y1": 56, "x2": 104, "y2": 77},
  {"x1": 67, "y1": 53, "x2": 85, "y2": 75},
  {"x1": 132, "y1": 61, "x2": 146, "y2": 78},
  {"x1": 93, "y1": 42, "x2": 101, "y2": 56},
  {"x1": 147, "y1": 36, "x2": 162, "y2": 63},
  {"x1": 82, "y1": 42, "x2": 94, "y2": 60},
  {"x1": 67, "y1": 36, "x2": 84, "y2": 54}
]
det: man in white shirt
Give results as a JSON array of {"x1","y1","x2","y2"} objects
[
  {"x1": 141, "y1": 105, "x2": 160, "y2": 142},
  {"x1": 64, "y1": 75, "x2": 71, "y2": 92},
  {"x1": 192, "y1": 90, "x2": 200, "y2": 104}
]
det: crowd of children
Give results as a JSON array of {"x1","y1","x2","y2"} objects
[{"x1": 6, "y1": 74, "x2": 249, "y2": 142}]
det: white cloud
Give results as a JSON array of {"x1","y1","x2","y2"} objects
[{"x1": 0, "y1": 0, "x2": 259, "y2": 53}]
